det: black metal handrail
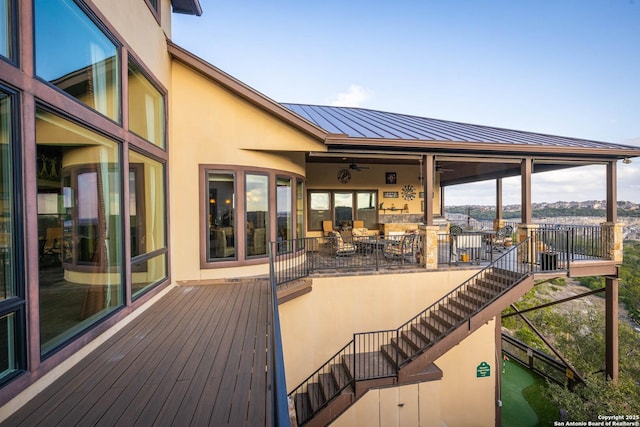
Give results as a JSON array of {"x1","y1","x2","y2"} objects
[
  {"x1": 288, "y1": 237, "x2": 545, "y2": 425},
  {"x1": 502, "y1": 333, "x2": 578, "y2": 387},
  {"x1": 268, "y1": 244, "x2": 292, "y2": 427}
]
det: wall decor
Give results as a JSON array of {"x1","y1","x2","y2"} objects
[
  {"x1": 383, "y1": 191, "x2": 399, "y2": 198},
  {"x1": 385, "y1": 172, "x2": 397, "y2": 184},
  {"x1": 401, "y1": 184, "x2": 416, "y2": 201},
  {"x1": 419, "y1": 192, "x2": 425, "y2": 198}
]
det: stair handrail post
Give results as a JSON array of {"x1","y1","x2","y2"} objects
[{"x1": 352, "y1": 334, "x2": 357, "y2": 386}]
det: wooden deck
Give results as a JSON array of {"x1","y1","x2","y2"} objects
[{"x1": 5, "y1": 280, "x2": 273, "y2": 426}]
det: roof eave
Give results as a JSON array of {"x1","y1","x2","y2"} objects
[
  {"x1": 171, "y1": 0, "x2": 202, "y2": 16},
  {"x1": 323, "y1": 136, "x2": 640, "y2": 160}
]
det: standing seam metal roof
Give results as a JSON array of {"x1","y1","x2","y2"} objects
[{"x1": 281, "y1": 103, "x2": 637, "y2": 151}]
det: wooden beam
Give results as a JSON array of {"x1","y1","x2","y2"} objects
[
  {"x1": 606, "y1": 161, "x2": 617, "y2": 223},
  {"x1": 605, "y1": 277, "x2": 619, "y2": 381},
  {"x1": 520, "y1": 158, "x2": 532, "y2": 223},
  {"x1": 496, "y1": 178, "x2": 503, "y2": 221},
  {"x1": 423, "y1": 154, "x2": 434, "y2": 226}
]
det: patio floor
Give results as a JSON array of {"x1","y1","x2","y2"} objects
[{"x1": 4, "y1": 280, "x2": 273, "y2": 427}]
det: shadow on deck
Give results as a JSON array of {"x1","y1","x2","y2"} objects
[{"x1": 3, "y1": 280, "x2": 273, "y2": 427}]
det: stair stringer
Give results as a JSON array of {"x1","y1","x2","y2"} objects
[{"x1": 399, "y1": 274, "x2": 535, "y2": 380}]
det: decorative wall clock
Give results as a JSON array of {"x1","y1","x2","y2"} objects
[
  {"x1": 337, "y1": 168, "x2": 352, "y2": 184},
  {"x1": 401, "y1": 184, "x2": 416, "y2": 201}
]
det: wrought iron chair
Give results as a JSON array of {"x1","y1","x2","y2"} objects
[
  {"x1": 491, "y1": 225, "x2": 514, "y2": 252},
  {"x1": 327, "y1": 231, "x2": 356, "y2": 256},
  {"x1": 383, "y1": 231, "x2": 418, "y2": 262},
  {"x1": 449, "y1": 225, "x2": 463, "y2": 264}
]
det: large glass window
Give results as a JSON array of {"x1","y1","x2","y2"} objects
[
  {"x1": 36, "y1": 108, "x2": 122, "y2": 355},
  {"x1": 208, "y1": 172, "x2": 236, "y2": 261},
  {"x1": 308, "y1": 191, "x2": 330, "y2": 231},
  {"x1": 308, "y1": 190, "x2": 378, "y2": 230},
  {"x1": 129, "y1": 150, "x2": 166, "y2": 297},
  {"x1": 35, "y1": 0, "x2": 120, "y2": 121},
  {"x1": 296, "y1": 179, "x2": 304, "y2": 240},
  {"x1": 334, "y1": 192, "x2": 353, "y2": 228},
  {"x1": 0, "y1": 91, "x2": 23, "y2": 382},
  {"x1": 277, "y1": 177, "x2": 292, "y2": 253},
  {"x1": 245, "y1": 173, "x2": 268, "y2": 258},
  {"x1": 128, "y1": 60, "x2": 165, "y2": 148},
  {"x1": 0, "y1": 0, "x2": 14, "y2": 61}
]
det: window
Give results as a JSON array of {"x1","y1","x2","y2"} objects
[
  {"x1": 36, "y1": 108, "x2": 122, "y2": 355},
  {"x1": 0, "y1": 90, "x2": 25, "y2": 383},
  {"x1": 34, "y1": 0, "x2": 120, "y2": 122},
  {"x1": 207, "y1": 172, "x2": 236, "y2": 261},
  {"x1": 307, "y1": 190, "x2": 378, "y2": 230},
  {"x1": 128, "y1": 60, "x2": 165, "y2": 148},
  {"x1": 202, "y1": 167, "x2": 303, "y2": 266},
  {"x1": 129, "y1": 150, "x2": 167, "y2": 297},
  {"x1": 245, "y1": 173, "x2": 268, "y2": 258},
  {"x1": 0, "y1": 0, "x2": 15, "y2": 61},
  {"x1": 277, "y1": 177, "x2": 292, "y2": 253}
]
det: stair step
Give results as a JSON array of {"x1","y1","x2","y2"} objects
[
  {"x1": 431, "y1": 309, "x2": 458, "y2": 329},
  {"x1": 410, "y1": 322, "x2": 438, "y2": 344},
  {"x1": 318, "y1": 372, "x2": 338, "y2": 402},
  {"x1": 467, "y1": 284, "x2": 495, "y2": 300},
  {"x1": 294, "y1": 392, "x2": 312, "y2": 424},
  {"x1": 307, "y1": 382, "x2": 325, "y2": 412},
  {"x1": 331, "y1": 363, "x2": 352, "y2": 390},
  {"x1": 401, "y1": 329, "x2": 429, "y2": 350},
  {"x1": 392, "y1": 336, "x2": 415, "y2": 358},
  {"x1": 450, "y1": 296, "x2": 479, "y2": 313},
  {"x1": 438, "y1": 303, "x2": 467, "y2": 321},
  {"x1": 381, "y1": 343, "x2": 406, "y2": 365},
  {"x1": 421, "y1": 314, "x2": 453, "y2": 335},
  {"x1": 458, "y1": 292, "x2": 487, "y2": 307}
]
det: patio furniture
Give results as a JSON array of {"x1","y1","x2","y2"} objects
[
  {"x1": 383, "y1": 231, "x2": 418, "y2": 262},
  {"x1": 327, "y1": 231, "x2": 356, "y2": 256},
  {"x1": 449, "y1": 225, "x2": 462, "y2": 264},
  {"x1": 491, "y1": 225, "x2": 514, "y2": 252}
]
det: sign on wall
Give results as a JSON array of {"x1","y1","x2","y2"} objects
[{"x1": 476, "y1": 361, "x2": 491, "y2": 378}]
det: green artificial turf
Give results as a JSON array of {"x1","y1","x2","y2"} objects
[{"x1": 501, "y1": 359, "x2": 539, "y2": 427}]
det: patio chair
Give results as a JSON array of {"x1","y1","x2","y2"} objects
[
  {"x1": 383, "y1": 231, "x2": 418, "y2": 262},
  {"x1": 491, "y1": 225, "x2": 514, "y2": 252},
  {"x1": 327, "y1": 231, "x2": 356, "y2": 256}
]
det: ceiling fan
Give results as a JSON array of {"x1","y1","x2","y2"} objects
[
  {"x1": 435, "y1": 163, "x2": 455, "y2": 173},
  {"x1": 349, "y1": 162, "x2": 370, "y2": 171}
]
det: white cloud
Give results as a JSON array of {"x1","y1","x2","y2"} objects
[{"x1": 330, "y1": 84, "x2": 373, "y2": 108}]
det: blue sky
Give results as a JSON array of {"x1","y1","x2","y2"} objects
[{"x1": 172, "y1": 1, "x2": 640, "y2": 205}]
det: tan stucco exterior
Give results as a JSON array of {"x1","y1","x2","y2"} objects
[
  {"x1": 169, "y1": 61, "x2": 326, "y2": 281},
  {"x1": 279, "y1": 270, "x2": 496, "y2": 427}
]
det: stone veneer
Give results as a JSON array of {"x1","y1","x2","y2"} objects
[{"x1": 601, "y1": 222, "x2": 624, "y2": 263}]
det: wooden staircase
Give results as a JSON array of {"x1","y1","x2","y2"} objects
[{"x1": 290, "y1": 250, "x2": 538, "y2": 426}]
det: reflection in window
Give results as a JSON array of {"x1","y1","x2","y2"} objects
[
  {"x1": 36, "y1": 108, "x2": 122, "y2": 355},
  {"x1": 0, "y1": 0, "x2": 14, "y2": 60},
  {"x1": 296, "y1": 179, "x2": 304, "y2": 241},
  {"x1": 308, "y1": 192, "x2": 330, "y2": 231},
  {"x1": 277, "y1": 177, "x2": 292, "y2": 253},
  {"x1": 128, "y1": 60, "x2": 165, "y2": 148},
  {"x1": 0, "y1": 93, "x2": 15, "y2": 301},
  {"x1": 129, "y1": 151, "x2": 166, "y2": 297},
  {"x1": 246, "y1": 174, "x2": 268, "y2": 257},
  {"x1": 357, "y1": 191, "x2": 377, "y2": 228},
  {"x1": 0, "y1": 92, "x2": 22, "y2": 383},
  {"x1": 334, "y1": 192, "x2": 353, "y2": 228},
  {"x1": 35, "y1": 0, "x2": 120, "y2": 121},
  {"x1": 208, "y1": 172, "x2": 235, "y2": 260}
]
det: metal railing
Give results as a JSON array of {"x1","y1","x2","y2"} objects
[
  {"x1": 501, "y1": 333, "x2": 578, "y2": 387},
  {"x1": 268, "y1": 244, "x2": 292, "y2": 427},
  {"x1": 288, "y1": 237, "x2": 541, "y2": 424}
]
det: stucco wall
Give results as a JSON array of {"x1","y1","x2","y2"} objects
[
  {"x1": 331, "y1": 321, "x2": 496, "y2": 427},
  {"x1": 279, "y1": 269, "x2": 479, "y2": 388},
  {"x1": 169, "y1": 62, "x2": 325, "y2": 281}
]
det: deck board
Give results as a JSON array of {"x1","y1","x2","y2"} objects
[{"x1": 4, "y1": 280, "x2": 273, "y2": 427}]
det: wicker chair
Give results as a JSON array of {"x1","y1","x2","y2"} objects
[
  {"x1": 383, "y1": 231, "x2": 418, "y2": 262},
  {"x1": 327, "y1": 231, "x2": 356, "y2": 256}
]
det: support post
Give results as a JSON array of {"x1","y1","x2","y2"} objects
[
  {"x1": 493, "y1": 178, "x2": 505, "y2": 231},
  {"x1": 520, "y1": 158, "x2": 532, "y2": 224},
  {"x1": 423, "y1": 154, "x2": 434, "y2": 226},
  {"x1": 605, "y1": 276, "x2": 619, "y2": 382}
]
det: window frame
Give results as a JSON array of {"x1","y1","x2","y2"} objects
[
  {"x1": 307, "y1": 189, "x2": 379, "y2": 231},
  {"x1": 0, "y1": 0, "x2": 18, "y2": 65},
  {"x1": 199, "y1": 165, "x2": 304, "y2": 268},
  {"x1": 127, "y1": 56, "x2": 167, "y2": 149}
]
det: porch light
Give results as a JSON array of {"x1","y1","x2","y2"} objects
[
  {"x1": 622, "y1": 157, "x2": 632, "y2": 164},
  {"x1": 209, "y1": 198, "x2": 216, "y2": 204}
]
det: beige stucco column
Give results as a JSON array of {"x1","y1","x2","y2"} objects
[
  {"x1": 420, "y1": 225, "x2": 439, "y2": 269},
  {"x1": 516, "y1": 223, "x2": 538, "y2": 266},
  {"x1": 601, "y1": 222, "x2": 624, "y2": 263}
]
